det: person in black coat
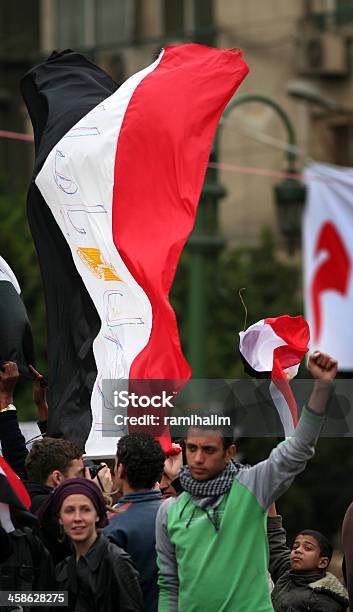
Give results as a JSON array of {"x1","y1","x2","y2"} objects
[
  {"x1": 38, "y1": 478, "x2": 143, "y2": 612},
  {"x1": 0, "y1": 457, "x2": 55, "y2": 612}
]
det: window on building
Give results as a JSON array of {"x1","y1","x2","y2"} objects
[
  {"x1": 56, "y1": 0, "x2": 86, "y2": 48},
  {"x1": 193, "y1": 0, "x2": 213, "y2": 30},
  {"x1": 96, "y1": 0, "x2": 135, "y2": 45},
  {"x1": 193, "y1": 0, "x2": 214, "y2": 43},
  {"x1": 308, "y1": 0, "x2": 353, "y2": 27},
  {"x1": 336, "y1": 0, "x2": 353, "y2": 24},
  {"x1": 330, "y1": 121, "x2": 353, "y2": 165},
  {"x1": 55, "y1": 0, "x2": 136, "y2": 49},
  {"x1": 163, "y1": 0, "x2": 185, "y2": 35},
  {"x1": 162, "y1": 0, "x2": 214, "y2": 43}
]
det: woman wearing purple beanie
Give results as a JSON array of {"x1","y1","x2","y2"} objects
[{"x1": 38, "y1": 478, "x2": 143, "y2": 611}]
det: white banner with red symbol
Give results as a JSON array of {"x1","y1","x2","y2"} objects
[{"x1": 304, "y1": 162, "x2": 353, "y2": 369}]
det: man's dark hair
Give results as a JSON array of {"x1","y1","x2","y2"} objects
[
  {"x1": 25, "y1": 437, "x2": 82, "y2": 485},
  {"x1": 296, "y1": 529, "x2": 333, "y2": 563},
  {"x1": 186, "y1": 407, "x2": 235, "y2": 450},
  {"x1": 116, "y1": 432, "x2": 165, "y2": 489}
]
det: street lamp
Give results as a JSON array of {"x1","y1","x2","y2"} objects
[
  {"x1": 223, "y1": 94, "x2": 306, "y2": 255},
  {"x1": 286, "y1": 80, "x2": 345, "y2": 112},
  {"x1": 274, "y1": 177, "x2": 306, "y2": 255},
  {"x1": 187, "y1": 93, "x2": 305, "y2": 376},
  {"x1": 187, "y1": 131, "x2": 226, "y2": 377}
]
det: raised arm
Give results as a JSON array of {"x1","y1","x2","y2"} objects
[
  {"x1": 267, "y1": 503, "x2": 291, "y2": 583},
  {"x1": 0, "y1": 361, "x2": 28, "y2": 479},
  {"x1": 237, "y1": 352, "x2": 337, "y2": 511},
  {"x1": 306, "y1": 351, "x2": 337, "y2": 415},
  {"x1": 28, "y1": 364, "x2": 48, "y2": 433}
]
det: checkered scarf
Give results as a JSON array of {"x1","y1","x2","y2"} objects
[
  {"x1": 179, "y1": 461, "x2": 238, "y2": 530},
  {"x1": 179, "y1": 461, "x2": 237, "y2": 498}
]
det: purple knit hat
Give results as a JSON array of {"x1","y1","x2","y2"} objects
[{"x1": 37, "y1": 478, "x2": 108, "y2": 528}]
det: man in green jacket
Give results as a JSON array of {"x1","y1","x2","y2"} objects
[{"x1": 156, "y1": 352, "x2": 337, "y2": 612}]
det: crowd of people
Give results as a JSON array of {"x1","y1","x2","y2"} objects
[{"x1": 0, "y1": 352, "x2": 352, "y2": 611}]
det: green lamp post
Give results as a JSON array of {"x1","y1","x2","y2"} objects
[
  {"x1": 187, "y1": 132, "x2": 226, "y2": 378},
  {"x1": 223, "y1": 94, "x2": 306, "y2": 254},
  {"x1": 187, "y1": 94, "x2": 306, "y2": 376}
]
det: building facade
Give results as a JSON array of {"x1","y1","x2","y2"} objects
[{"x1": 2, "y1": 0, "x2": 353, "y2": 246}]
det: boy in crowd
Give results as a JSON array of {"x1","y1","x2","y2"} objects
[{"x1": 268, "y1": 503, "x2": 348, "y2": 611}]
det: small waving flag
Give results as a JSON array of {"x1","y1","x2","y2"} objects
[
  {"x1": 0, "y1": 456, "x2": 31, "y2": 511},
  {"x1": 0, "y1": 456, "x2": 31, "y2": 534},
  {"x1": 239, "y1": 315, "x2": 310, "y2": 436}
]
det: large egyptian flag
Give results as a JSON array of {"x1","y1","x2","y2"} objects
[
  {"x1": 304, "y1": 162, "x2": 353, "y2": 369},
  {"x1": 22, "y1": 44, "x2": 249, "y2": 456},
  {"x1": 0, "y1": 255, "x2": 35, "y2": 377}
]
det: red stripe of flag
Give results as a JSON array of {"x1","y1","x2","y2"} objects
[
  {"x1": 113, "y1": 44, "x2": 249, "y2": 382},
  {"x1": 112, "y1": 45, "x2": 249, "y2": 450}
]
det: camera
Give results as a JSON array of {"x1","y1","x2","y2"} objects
[{"x1": 83, "y1": 459, "x2": 104, "y2": 479}]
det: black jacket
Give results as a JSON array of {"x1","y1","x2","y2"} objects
[
  {"x1": 25, "y1": 481, "x2": 72, "y2": 564},
  {"x1": 0, "y1": 526, "x2": 55, "y2": 612},
  {"x1": 0, "y1": 526, "x2": 12, "y2": 563},
  {"x1": 268, "y1": 515, "x2": 348, "y2": 612},
  {"x1": 24, "y1": 481, "x2": 52, "y2": 513},
  {"x1": 56, "y1": 533, "x2": 143, "y2": 612},
  {"x1": 0, "y1": 410, "x2": 28, "y2": 480}
]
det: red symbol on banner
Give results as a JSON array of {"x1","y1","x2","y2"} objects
[{"x1": 311, "y1": 221, "x2": 351, "y2": 342}]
